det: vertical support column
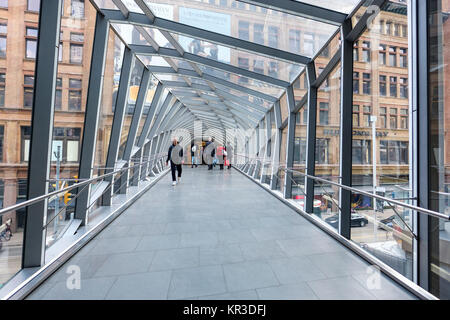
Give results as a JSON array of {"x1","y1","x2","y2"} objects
[
  {"x1": 339, "y1": 20, "x2": 354, "y2": 239},
  {"x1": 284, "y1": 85, "x2": 296, "y2": 199},
  {"x1": 23, "y1": 0, "x2": 62, "y2": 268},
  {"x1": 253, "y1": 123, "x2": 260, "y2": 178},
  {"x1": 262, "y1": 112, "x2": 271, "y2": 183},
  {"x1": 270, "y1": 102, "x2": 282, "y2": 190},
  {"x1": 74, "y1": 12, "x2": 110, "y2": 224},
  {"x1": 414, "y1": 0, "x2": 430, "y2": 291},
  {"x1": 148, "y1": 136, "x2": 159, "y2": 176},
  {"x1": 305, "y1": 62, "x2": 317, "y2": 214},
  {"x1": 101, "y1": 47, "x2": 134, "y2": 205}
]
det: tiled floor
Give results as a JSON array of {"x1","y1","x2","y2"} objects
[{"x1": 27, "y1": 166, "x2": 417, "y2": 300}]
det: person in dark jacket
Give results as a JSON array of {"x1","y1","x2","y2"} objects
[
  {"x1": 166, "y1": 138, "x2": 183, "y2": 186},
  {"x1": 205, "y1": 137, "x2": 215, "y2": 170}
]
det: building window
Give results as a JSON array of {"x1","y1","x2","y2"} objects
[
  {"x1": 315, "y1": 138, "x2": 329, "y2": 164},
  {"x1": 389, "y1": 46, "x2": 397, "y2": 67},
  {"x1": 254, "y1": 24, "x2": 264, "y2": 45},
  {"x1": 238, "y1": 21, "x2": 249, "y2": 40},
  {"x1": 0, "y1": 125, "x2": 3, "y2": 162},
  {"x1": 302, "y1": 108, "x2": 308, "y2": 124},
  {"x1": 394, "y1": 23, "x2": 400, "y2": 37},
  {"x1": 294, "y1": 137, "x2": 306, "y2": 164},
  {"x1": 0, "y1": 23, "x2": 6, "y2": 58},
  {"x1": 319, "y1": 102, "x2": 329, "y2": 125},
  {"x1": 69, "y1": 78, "x2": 81, "y2": 110},
  {"x1": 385, "y1": 21, "x2": 392, "y2": 35},
  {"x1": 399, "y1": 48, "x2": 407, "y2": 68},
  {"x1": 238, "y1": 58, "x2": 249, "y2": 83},
  {"x1": 52, "y1": 127, "x2": 81, "y2": 162},
  {"x1": 0, "y1": 0, "x2": 7, "y2": 8},
  {"x1": 363, "y1": 106, "x2": 371, "y2": 127},
  {"x1": 71, "y1": 0, "x2": 84, "y2": 18},
  {"x1": 27, "y1": 0, "x2": 40, "y2": 12},
  {"x1": 352, "y1": 105, "x2": 360, "y2": 127},
  {"x1": 24, "y1": 75, "x2": 34, "y2": 108},
  {"x1": 362, "y1": 73, "x2": 371, "y2": 95},
  {"x1": 219, "y1": 0, "x2": 227, "y2": 6},
  {"x1": 401, "y1": 25, "x2": 407, "y2": 38},
  {"x1": 379, "y1": 75, "x2": 387, "y2": 96},
  {"x1": 268, "y1": 26, "x2": 278, "y2": 48},
  {"x1": 25, "y1": 27, "x2": 38, "y2": 59},
  {"x1": 390, "y1": 76, "x2": 397, "y2": 97},
  {"x1": 0, "y1": 73, "x2": 4, "y2": 107},
  {"x1": 268, "y1": 61, "x2": 278, "y2": 78},
  {"x1": 362, "y1": 41, "x2": 370, "y2": 62},
  {"x1": 400, "y1": 77, "x2": 408, "y2": 98},
  {"x1": 319, "y1": 35, "x2": 329, "y2": 57},
  {"x1": 70, "y1": 32, "x2": 83, "y2": 64},
  {"x1": 289, "y1": 29, "x2": 300, "y2": 53},
  {"x1": 304, "y1": 33, "x2": 314, "y2": 56},
  {"x1": 379, "y1": 44, "x2": 386, "y2": 65},
  {"x1": 380, "y1": 107, "x2": 387, "y2": 128},
  {"x1": 352, "y1": 139, "x2": 371, "y2": 164},
  {"x1": 400, "y1": 108, "x2": 408, "y2": 129},
  {"x1": 353, "y1": 72, "x2": 360, "y2": 94},
  {"x1": 55, "y1": 77, "x2": 62, "y2": 110},
  {"x1": 390, "y1": 107, "x2": 397, "y2": 129},
  {"x1": 21, "y1": 126, "x2": 31, "y2": 161},
  {"x1": 253, "y1": 59, "x2": 264, "y2": 74},
  {"x1": 353, "y1": 41, "x2": 359, "y2": 61},
  {"x1": 380, "y1": 140, "x2": 408, "y2": 164}
]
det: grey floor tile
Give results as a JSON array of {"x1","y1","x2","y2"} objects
[
  {"x1": 150, "y1": 247, "x2": 199, "y2": 271},
  {"x1": 41, "y1": 277, "x2": 116, "y2": 300},
  {"x1": 256, "y1": 283, "x2": 319, "y2": 300},
  {"x1": 308, "y1": 252, "x2": 371, "y2": 278},
  {"x1": 180, "y1": 231, "x2": 219, "y2": 248},
  {"x1": 199, "y1": 244, "x2": 243, "y2": 266},
  {"x1": 240, "y1": 241, "x2": 286, "y2": 261},
  {"x1": 87, "y1": 236, "x2": 141, "y2": 256},
  {"x1": 199, "y1": 290, "x2": 258, "y2": 300},
  {"x1": 105, "y1": 271, "x2": 172, "y2": 300},
  {"x1": 217, "y1": 229, "x2": 257, "y2": 245},
  {"x1": 268, "y1": 256, "x2": 327, "y2": 284},
  {"x1": 168, "y1": 265, "x2": 227, "y2": 299},
  {"x1": 307, "y1": 276, "x2": 377, "y2": 300},
  {"x1": 136, "y1": 234, "x2": 181, "y2": 251},
  {"x1": 223, "y1": 261, "x2": 279, "y2": 292},
  {"x1": 94, "y1": 251, "x2": 154, "y2": 277}
]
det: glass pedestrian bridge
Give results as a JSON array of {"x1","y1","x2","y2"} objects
[{"x1": 0, "y1": 0, "x2": 448, "y2": 300}]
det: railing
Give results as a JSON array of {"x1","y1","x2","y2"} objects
[
  {"x1": 234, "y1": 154, "x2": 449, "y2": 294},
  {"x1": 0, "y1": 153, "x2": 169, "y2": 289}
]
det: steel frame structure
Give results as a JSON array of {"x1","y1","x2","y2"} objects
[{"x1": 13, "y1": 0, "x2": 445, "y2": 299}]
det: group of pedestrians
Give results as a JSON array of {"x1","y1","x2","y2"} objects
[{"x1": 167, "y1": 137, "x2": 231, "y2": 186}]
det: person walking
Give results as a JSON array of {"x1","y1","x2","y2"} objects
[
  {"x1": 217, "y1": 144, "x2": 225, "y2": 170},
  {"x1": 191, "y1": 143, "x2": 198, "y2": 168},
  {"x1": 224, "y1": 145, "x2": 231, "y2": 169},
  {"x1": 205, "y1": 137, "x2": 215, "y2": 170},
  {"x1": 166, "y1": 138, "x2": 183, "y2": 186}
]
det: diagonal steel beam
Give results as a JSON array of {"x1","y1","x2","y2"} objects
[{"x1": 101, "y1": 9, "x2": 311, "y2": 65}]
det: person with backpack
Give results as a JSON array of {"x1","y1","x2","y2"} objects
[
  {"x1": 166, "y1": 138, "x2": 183, "y2": 186},
  {"x1": 191, "y1": 143, "x2": 198, "y2": 168}
]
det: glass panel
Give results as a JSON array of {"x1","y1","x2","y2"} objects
[
  {"x1": 143, "y1": 27, "x2": 174, "y2": 49},
  {"x1": 142, "y1": 0, "x2": 337, "y2": 58},
  {"x1": 154, "y1": 73, "x2": 189, "y2": 83},
  {"x1": 292, "y1": 102, "x2": 308, "y2": 204},
  {"x1": 118, "y1": 58, "x2": 145, "y2": 160},
  {"x1": 173, "y1": 32, "x2": 302, "y2": 82},
  {"x1": 350, "y1": 1, "x2": 413, "y2": 281},
  {"x1": 111, "y1": 23, "x2": 152, "y2": 46},
  {"x1": 314, "y1": 31, "x2": 340, "y2": 74},
  {"x1": 92, "y1": 30, "x2": 125, "y2": 178},
  {"x1": 46, "y1": 1, "x2": 97, "y2": 250},
  {"x1": 314, "y1": 62, "x2": 341, "y2": 229},
  {"x1": 428, "y1": 0, "x2": 450, "y2": 299},
  {"x1": 274, "y1": 127, "x2": 287, "y2": 194},
  {"x1": 92, "y1": 0, "x2": 118, "y2": 10},
  {"x1": 0, "y1": 1, "x2": 43, "y2": 287},
  {"x1": 295, "y1": 0, "x2": 361, "y2": 14},
  {"x1": 279, "y1": 92, "x2": 288, "y2": 123}
]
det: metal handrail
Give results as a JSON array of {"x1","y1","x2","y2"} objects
[
  {"x1": 0, "y1": 154, "x2": 168, "y2": 218},
  {"x1": 234, "y1": 154, "x2": 450, "y2": 221}
]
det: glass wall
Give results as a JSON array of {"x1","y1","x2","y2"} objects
[
  {"x1": 313, "y1": 63, "x2": 341, "y2": 228},
  {"x1": 45, "y1": 0, "x2": 96, "y2": 249},
  {"x1": 428, "y1": 0, "x2": 450, "y2": 299},
  {"x1": 0, "y1": 0, "x2": 41, "y2": 288},
  {"x1": 350, "y1": 2, "x2": 413, "y2": 280}
]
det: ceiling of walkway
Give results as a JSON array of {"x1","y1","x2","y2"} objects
[{"x1": 91, "y1": 0, "x2": 364, "y2": 140}]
